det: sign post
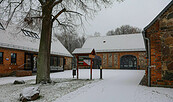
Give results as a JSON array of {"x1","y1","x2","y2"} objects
[
  {"x1": 77, "y1": 56, "x2": 79, "y2": 79},
  {"x1": 90, "y1": 58, "x2": 92, "y2": 80},
  {"x1": 72, "y1": 48, "x2": 96, "y2": 80},
  {"x1": 100, "y1": 66, "x2": 102, "y2": 79}
]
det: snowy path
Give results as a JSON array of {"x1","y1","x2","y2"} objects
[
  {"x1": 0, "y1": 69, "x2": 172, "y2": 102},
  {"x1": 54, "y1": 69, "x2": 173, "y2": 102}
]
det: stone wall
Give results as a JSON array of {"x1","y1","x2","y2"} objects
[
  {"x1": 113, "y1": 54, "x2": 118, "y2": 68},
  {"x1": 108, "y1": 54, "x2": 112, "y2": 67},
  {"x1": 102, "y1": 54, "x2": 107, "y2": 68},
  {"x1": 96, "y1": 51, "x2": 147, "y2": 70},
  {"x1": 145, "y1": 4, "x2": 173, "y2": 86}
]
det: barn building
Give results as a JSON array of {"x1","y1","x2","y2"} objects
[
  {"x1": 82, "y1": 33, "x2": 147, "y2": 70},
  {"x1": 144, "y1": 1, "x2": 173, "y2": 86},
  {"x1": 0, "y1": 20, "x2": 72, "y2": 77}
]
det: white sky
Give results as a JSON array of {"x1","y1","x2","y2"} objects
[{"x1": 80, "y1": 0, "x2": 172, "y2": 36}]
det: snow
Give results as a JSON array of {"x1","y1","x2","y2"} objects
[
  {"x1": 72, "y1": 48, "x2": 94, "y2": 54},
  {"x1": 82, "y1": 33, "x2": 146, "y2": 52},
  {"x1": 0, "y1": 69, "x2": 173, "y2": 102},
  {"x1": 54, "y1": 70, "x2": 173, "y2": 102},
  {"x1": 0, "y1": 20, "x2": 72, "y2": 57},
  {"x1": 20, "y1": 87, "x2": 39, "y2": 100}
]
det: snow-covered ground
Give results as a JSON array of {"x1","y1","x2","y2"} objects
[
  {"x1": 0, "y1": 69, "x2": 173, "y2": 102},
  {"x1": 54, "y1": 69, "x2": 173, "y2": 102}
]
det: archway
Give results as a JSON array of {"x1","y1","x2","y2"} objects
[{"x1": 120, "y1": 55, "x2": 137, "y2": 69}]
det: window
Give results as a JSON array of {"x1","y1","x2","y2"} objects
[
  {"x1": 120, "y1": 55, "x2": 137, "y2": 69},
  {"x1": 21, "y1": 29, "x2": 39, "y2": 39},
  {"x1": 0, "y1": 23, "x2": 5, "y2": 30},
  {"x1": 11, "y1": 53, "x2": 17, "y2": 64},
  {"x1": 50, "y1": 56, "x2": 59, "y2": 66},
  {"x1": 0, "y1": 52, "x2": 3, "y2": 64}
]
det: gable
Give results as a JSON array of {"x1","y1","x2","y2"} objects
[{"x1": 144, "y1": 1, "x2": 173, "y2": 31}]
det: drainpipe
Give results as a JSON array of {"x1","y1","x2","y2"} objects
[{"x1": 142, "y1": 31, "x2": 151, "y2": 87}]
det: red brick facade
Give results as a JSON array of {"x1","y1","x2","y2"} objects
[
  {"x1": 0, "y1": 47, "x2": 72, "y2": 76},
  {"x1": 145, "y1": 1, "x2": 173, "y2": 86},
  {"x1": 0, "y1": 47, "x2": 25, "y2": 76},
  {"x1": 96, "y1": 51, "x2": 147, "y2": 70}
]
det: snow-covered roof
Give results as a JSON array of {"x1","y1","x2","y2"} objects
[
  {"x1": 72, "y1": 48, "x2": 94, "y2": 54},
  {"x1": 0, "y1": 21, "x2": 72, "y2": 57},
  {"x1": 82, "y1": 33, "x2": 146, "y2": 53}
]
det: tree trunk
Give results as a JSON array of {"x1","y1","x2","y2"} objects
[{"x1": 36, "y1": 5, "x2": 52, "y2": 84}]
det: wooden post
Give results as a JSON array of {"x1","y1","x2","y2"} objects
[
  {"x1": 100, "y1": 65, "x2": 102, "y2": 79},
  {"x1": 76, "y1": 56, "x2": 79, "y2": 79},
  {"x1": 90, "y1": 58, "x2": 92, "y2": 80}
]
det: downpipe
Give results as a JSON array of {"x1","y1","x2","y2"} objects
[{"x1": 143, "y1": 32, "x2": 151, "y2": 87}]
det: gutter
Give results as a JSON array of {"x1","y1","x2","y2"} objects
[{"x1": 142, "y1": 31, "x2": 151, "y2": 87}]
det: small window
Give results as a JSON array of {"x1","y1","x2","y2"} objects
[
  {"x1": 11, "y1": 53, "x2": 17, "y2": 64},
  {"x1": 0, "y1": 23, "x2": 5, "y2": 30},
  {"x1": 21, "y1": 29, "x2": 39, "y2": 39},
  {"x1": 0, "y1": 52, "x2": 3, "y2": 64},
  {"x1": 50, "y1": 56, "x2": 54, "y2": 66},
  {"x1": 50, "y1": 56, "x2": 59, "y2": 66}
]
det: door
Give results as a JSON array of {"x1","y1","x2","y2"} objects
[
  {"x1": 25, "y1": 53, "x2": 33, "y2": 70},
  {"x1": 120, "y1": 55, "x2": 137, "y2": 69}
]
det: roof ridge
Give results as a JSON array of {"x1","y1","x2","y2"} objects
[{"x1": 87, "y1": 33, "x2": 142, "y2": 39}]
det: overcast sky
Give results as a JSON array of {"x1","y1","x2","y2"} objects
[{"x1": 80, "y1": 0, "x2": 172, "y2": 36}]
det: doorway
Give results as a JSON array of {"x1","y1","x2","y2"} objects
[{"x1": 120, "y1": 55, "x2": 137, "y2": 69}]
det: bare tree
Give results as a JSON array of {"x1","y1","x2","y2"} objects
[
  {"x1": 94, "y1": 32, "x2": 101, "y2": 37},
  {"x1": 1, "y1": 0, "x2": 122, "y2": 84},
  {"x1": 106, "y1": 30, "x2": 114, "y2": 36},
  {"x1": 106, "y1": 25, "x2": 142, "y2": 36},
  {"x1": 56, "y1": 32, "x2": 86, "y2": 53}
]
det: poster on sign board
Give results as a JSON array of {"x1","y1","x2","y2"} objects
[{"x1": 83, "y1": 59, "x2": 91, "y2": 66}]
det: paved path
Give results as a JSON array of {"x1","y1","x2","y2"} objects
[{"x1": 55, "y1": 69, "x2": 145, "y2": 102}]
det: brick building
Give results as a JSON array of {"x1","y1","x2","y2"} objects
[
  {"x1": 144, "y1": 1, "x2": 173, "y2": 86},
  {"x1": 81, "y1": 33, "x2": 147, "y2": 69},
  {"x1": 0, "y1": 21, "x2": 72, "y2": 76}
]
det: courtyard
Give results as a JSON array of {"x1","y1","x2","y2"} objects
[{"x1": 0, "y1": 69, "x2": 172, "y2": 102}]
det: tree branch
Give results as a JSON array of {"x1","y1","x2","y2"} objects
[
  {"x1": 52, "y1": 8, "x2": 66, "y2": 22},
  {"x1": 6, "y1": 0, "x2": 24, "y2": 27},
  {"x1": 52, "y1": 0, "x2": 63, "y2": 7},
  {"x1": 66, "y1": 10, "x2": 83, "y2": 16},
  {"x1": 0, "y1": 0, "x2": 4, "y2": 4}
]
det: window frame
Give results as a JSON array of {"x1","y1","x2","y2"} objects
[
  {"x1": 0, "y1": 23, "x2": 5, "y2": 30},
  {"x1": 50, "y1": 56, "x2": 59, "y2": 66},
  {"x1": 11, "y1": 53, "x2": 17, "y2": 65},
  {"x1": 0, "y1": 52, "x2": 3, "y2": 64},
  {"x1": 21, "y1": 29, "x2": 39, "y2": 39}
]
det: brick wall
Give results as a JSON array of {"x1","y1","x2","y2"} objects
[
  {"x1": 64, "y1": 57, "x2": 72, "y2": 70},
  {"x1": 96, "y1": 51, "x2": 147, "y2": 70},
  {"x1": 145, "y1": 4, "x2": 173, "y2": 86},
  {"x1": 0, "y1": 47, "x2": 25, "y2": 76}
]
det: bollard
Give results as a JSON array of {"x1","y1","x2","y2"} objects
[
  {"x1": 100, "y1": 66, "x2": 102, "y2": 79},
  {"x1": 72, "y1": 68, "x2": 76, "y2": 78}
]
